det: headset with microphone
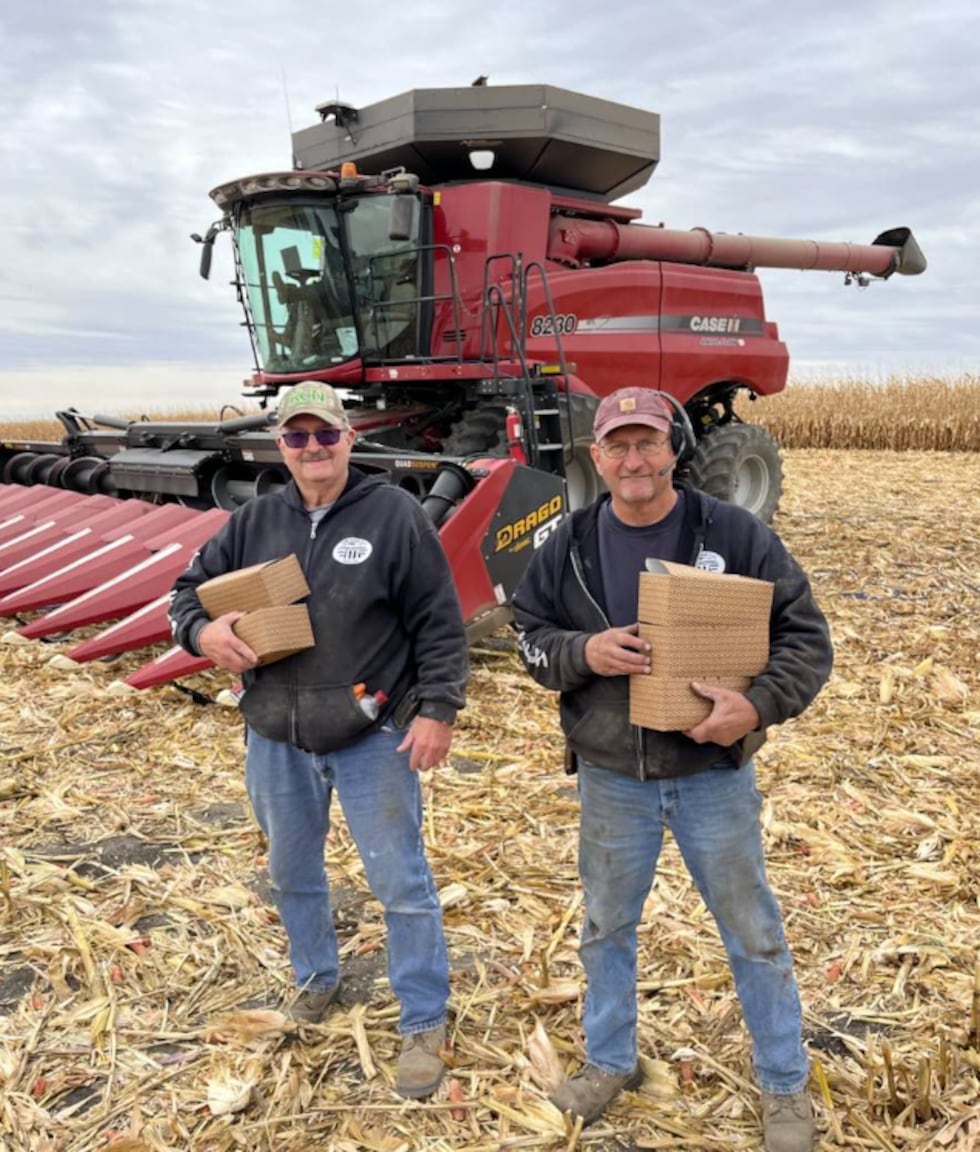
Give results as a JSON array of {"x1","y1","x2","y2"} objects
[{"x1": 648, "y1": 391, "x2": 697, "y2": 476}]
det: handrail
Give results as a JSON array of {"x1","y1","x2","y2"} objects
[
  {"x1": 522, "y1": 260, "x2": 575, "y2": 460},
  {"x1": 483, "y1": 282, "x2": 547, "y2": 465},
  {"x1": 479, "y1": 254, "x2": 523, "y2": 361},
  {"x1": 364, "y1": 242, "x2": 466, "y2": 365}
]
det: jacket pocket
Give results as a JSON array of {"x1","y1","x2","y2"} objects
[
  {"x1": 563, "y1": 702, "x2": 633, "y2": 768},
  {"x1": 241, "y1": 683, "x2": 376, "y2": 754}
]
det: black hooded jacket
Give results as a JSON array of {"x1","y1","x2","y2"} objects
[
  {"x1": 169, "y1": 469, "x2": 468, "y2": 753},
  {"x1": 511, "y1": 486, "x2": 832, "y2": 780}
]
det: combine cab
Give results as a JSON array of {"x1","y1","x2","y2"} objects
[{"x1": 0, "y1": 83, "x2": 926, "y2": 688}]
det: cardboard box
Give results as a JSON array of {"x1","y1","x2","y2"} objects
[
  {"x1": 636, "y1": 560, "x2": 773, "y2": 624},
  {"x1": 197, "y1": 554, "x2": 314, "y2": 667},
  {"x1": 630, "y1": 560, "x2": 774, "y2": 731},
  {"x1": 197, "y1": 555, "x2": 310, "y2": 620},
  {"x1": 639, "y1": 622, "x2": 770, "y2": 677},
  {"x1": 630, "y1": 674, "x2": 753, "y2": 731},
  {"x1": 233, "y1": 605, "x2": 315, "y2": 666}
]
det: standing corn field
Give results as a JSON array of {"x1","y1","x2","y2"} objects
[{"x1": 735, "y1": 374, "x2": 980, "y2": 451}]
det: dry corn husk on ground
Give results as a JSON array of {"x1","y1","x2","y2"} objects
[{"x1": 1, "y1": 449, "x2": 978, "y2": 1151}]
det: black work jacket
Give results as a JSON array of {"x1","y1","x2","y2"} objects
[
  {"x1": 511, "y1": 486, "x2": 832, "y2": 780},
  {"x1": 169, "y1": 469, "x2": 468, "y2": 753}
]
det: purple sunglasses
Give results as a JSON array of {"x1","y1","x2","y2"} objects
[{"x1": 280, "y1": 427, "x2": 344, "y2": 449}]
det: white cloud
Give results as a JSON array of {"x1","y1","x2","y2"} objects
[{"x1": 0, "y1": 0, "x2": 977, "y2": 415}]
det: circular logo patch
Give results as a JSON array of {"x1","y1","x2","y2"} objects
[
  {"x1": 695, "y1": 550, "x2": 726, "y2": 573},
  {"x1": 332, "y1": 537, "x2": 373, "y2": 565}
]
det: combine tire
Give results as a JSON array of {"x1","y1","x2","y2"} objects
[
  {"x1": 685, "y1": 422, "x2": 783, "y2": 523},
  {"x1": 443, "y1": 407, "x2": 507, "y2": 456}
]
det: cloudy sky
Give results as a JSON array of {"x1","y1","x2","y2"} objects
[{"x1": 1, "y1": 0, "x2": 977, "y2": 418}]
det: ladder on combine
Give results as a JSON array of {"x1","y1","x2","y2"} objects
[
  {"x1": 479, "y1": 254, "x2": 572, "y2": 479},
  {"x1": 358, "y1": 239, "x2": 575, "y2": 482}
]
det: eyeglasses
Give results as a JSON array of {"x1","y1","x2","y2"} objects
[
  {"x1": 598, "y1": 435, "x2": 670, "y2": 460},
  {"x1": 279, "y1": 427, "x2": 344, "y2": 449}
]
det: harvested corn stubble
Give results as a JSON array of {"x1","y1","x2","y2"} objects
[{"x1": 0, "y1": 450, "x2": 978, "y2": 1150}]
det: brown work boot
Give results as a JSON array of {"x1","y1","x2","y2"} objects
[
  {"x1": 395, "y1": 1024, "x2": 447, "y2": 1099},
  {"x1": 284, "y1": 982, "x2": 341, "y2": 1024},
  {"x1": 761, "y1": 1089, "x2": 815, "y2": 1152},
  {"x1": 549, "y1": 1063, "x2": 644, "y2": 1126}
]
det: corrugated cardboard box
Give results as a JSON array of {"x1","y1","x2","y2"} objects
[
  {"x1": 197, "y1": 554, "x2": 314, "y2": 665},
  {"x1": 636, "y1": 559, "x2": 773, "y2": 624},
  {"x1": 197, "y1": 555, "x2": 310, "y2": 619},
  {"x1": 631, "y1": 673, "x2": 753, "y2": 731},
  {"x1": 233, "y1": 605, "x2": 315, "y2": 666},
  {"x1": 630, "y1": 560, "x2": 773, "y2": 731}
]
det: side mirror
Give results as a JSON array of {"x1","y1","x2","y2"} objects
[
  {"x1": 389, "y1": 196, "x2": 415, "y2": 243},
  {"x1": 191, "y1": 221, "x2": 223, "y2": 280},
  {"x1": 199, "y1": 241, "x2": 214, "y2": 280}
]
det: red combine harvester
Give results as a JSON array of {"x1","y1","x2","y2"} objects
[{"x1": 0, "y1": 84, "x2": 925, "y2": 690}]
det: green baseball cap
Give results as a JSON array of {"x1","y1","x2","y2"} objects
[{"x1": 275, "y1": 381, "x2": 349, "y2": 428}]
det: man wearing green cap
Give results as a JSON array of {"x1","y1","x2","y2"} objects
[{"x1": 170, "y1": 380, "x2": 468, "y2": 1100}]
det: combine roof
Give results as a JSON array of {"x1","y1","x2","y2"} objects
[{"x1": 291, "y1": 84, "x2": 661, "y2": 202}]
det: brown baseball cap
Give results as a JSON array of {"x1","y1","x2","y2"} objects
[
  {"x1": 275, "y1": 381, "x2": 349, "y2": 428},
  {"x1": 593, "y1": 388, "x2": 673, "y2": 440}
]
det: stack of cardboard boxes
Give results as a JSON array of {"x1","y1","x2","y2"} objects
[
  {"x1": 630, "y1": 560, "x2": 774, "y2": 731},
  {"x1": 197, "y1": 555, "x2": 314, "y2": 665}
]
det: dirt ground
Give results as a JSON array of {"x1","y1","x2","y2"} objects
[{"x1": 1, "y1": 449, "x2": 978, "y2": 1151}]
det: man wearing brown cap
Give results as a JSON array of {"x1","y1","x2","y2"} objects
[
  {"x1": 512, "y1": 387, "x2": 831, "y2": 1151},
  {"x1": 170, "y1": 381, "x2": 468, "y2": 1100}
]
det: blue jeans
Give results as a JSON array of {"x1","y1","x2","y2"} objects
[
  {"x1": 577, "y1": 759, "x2": 808, "y2": 1094},
  {"x1": 245, "y1": 725, "x2": 449, "y2": 1035}
]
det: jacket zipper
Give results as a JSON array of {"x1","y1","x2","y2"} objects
[
  {"x1": 569, "y1": 543, "x2": 650, "y2": 781},
  {"x1": 690, "y1": 505, "x2": 711, "y2": 565},
  {"x1": 288, "y1": 511, "x2": 323, "y2": 747},
  {"x1": 569, "y1": 547, "x2": 610, "y2": 630}
]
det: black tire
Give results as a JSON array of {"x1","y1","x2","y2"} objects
[
  {"x1": 443, "y1": 413, "x2": 602, "y2": 511},
  {"x1": 684, "y1": 422, "x2": 783, "y2": 523},
  {"x1": 442, "y1": 406, "x2": 507, "y2": 456}
]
